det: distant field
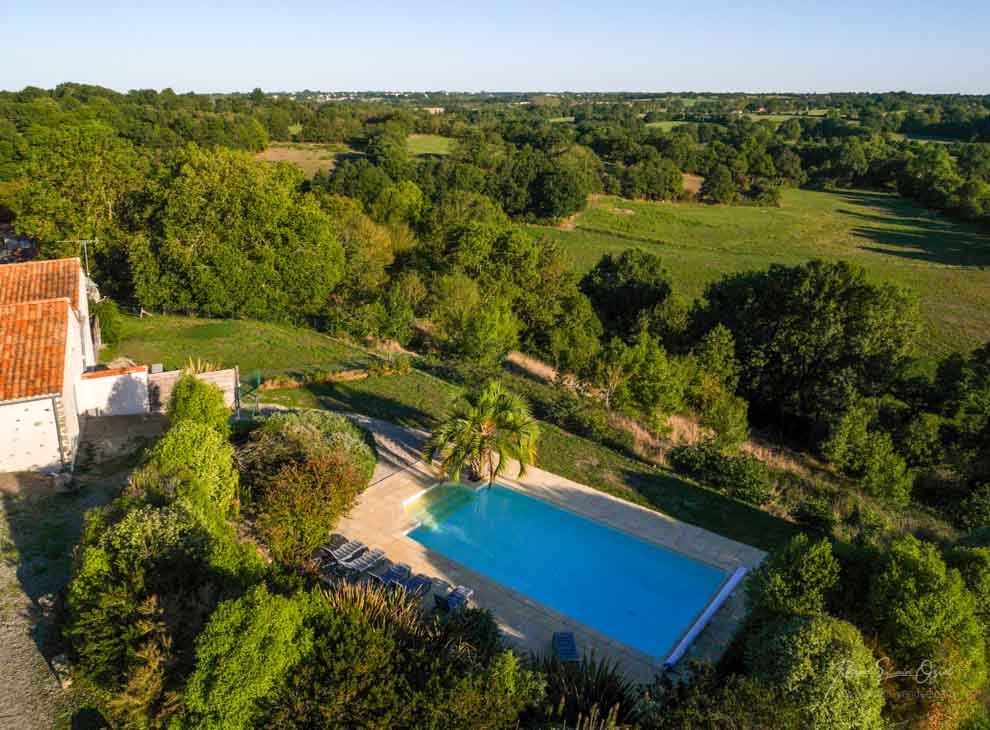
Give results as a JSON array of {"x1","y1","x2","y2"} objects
[
  {"x1": 407, "y1": 134, "x2": 454, "y2": 156},
  {"x1": 533, "y1": 189, "x2": 990, "y2": 358},
  {"x1": 645, "y1": 120, "x2": 699, "y2": 131},
  {"x1": 255, "y1": 142, "x2": 357, "y2": 178}
]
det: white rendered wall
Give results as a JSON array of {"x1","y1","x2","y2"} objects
[
  {"x1": 0, "y1": 398, "x2": 62, "y2": 472},
  {"x1": 78, "y1": 272, "x2": 96, "y2": 367},
  {"x1": 76, "y1": 372, "x2": 150, "y2": 416}
]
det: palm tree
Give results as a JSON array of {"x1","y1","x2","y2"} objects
[{"x1": 423, "y1": 381, "x2": 539, "y2": 486}]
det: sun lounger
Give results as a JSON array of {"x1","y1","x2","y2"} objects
[
  {"x1": 337, "y1": 547, "x2": 385, "y2": 575},
  {"x1": 403, "y1": 575, "x2": 432, "y2": 598},
  {"x1": 326, "y1": 539, "x2": 364, "y2": 564},
  {"x1": 377, "y1": 563, "x2": 411, "y2": 587},
  {"x1": 553, "y1": 632, "x2": 580, "y2": 663},
  {"x1": 436, "y1": 584, "x2": 473, "y2": 612}
]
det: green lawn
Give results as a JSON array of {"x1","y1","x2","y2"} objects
[
  {"x1": 645, "y1": 120, "x2": 700, "y2": 131},
  {"x1": 533, "y1": 188, "x2": 990, "y2": 357},
  {"x1": 104, "y1": 315, "x2": 376, "y2": 376},
  {"x1": 108, "y1": 314, "x2": 798, "y2": 551},
  {"x1": 407, "y1": 134, "x2": 455, "y2": 156}
]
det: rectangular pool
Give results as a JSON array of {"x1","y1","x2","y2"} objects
[{"x1": 407, "y1": 484, "x2": 727, "y2": 660}]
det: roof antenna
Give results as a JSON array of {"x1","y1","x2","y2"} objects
[{"x1": 55, "y1": 238, "x2": 97, "y2": 276}]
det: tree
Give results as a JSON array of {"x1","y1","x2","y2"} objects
[
  {"x1": 748, "y1": 534, "x2": 840, "y2": 620},
  {"x1": 91, "y1": 298, "x2": 123, "y2": 346},
  {"x1": 822, "y1": 404, "x2": 913, "y2": 503},
  {"x1": 745, "y1": 615, "x2": 884, "y2": 730},
  {"x1": 166, "y1": 373, "x2": 231, "y2": 437},
  {"x1": 696, "y1": 260, "x2": 921, "y2": 441},
  {"x1": 700, "y1": 164, "x2": 736, "y2": 203},
  {"x1": 424, "y1": 381, "x2": 539, "y2": 486},
  {"x1": 621, "y1": 157, "x2": 683, "y2": 201},
  {"x1": 581, "y1": 248, "x2": 673, "y2": 340},
  {"x1": 531, "y1": 165, "x2": 588, "y2": 219}
]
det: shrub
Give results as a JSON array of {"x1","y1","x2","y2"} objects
[
  {"x1": 256, "y1": 454, "x2": 366, "y2": 566},
  {"x1": 744, "y1": 615, "x2": 884, "y2": 730},
  {"x1": 668, "y1": 442, "x2": 773, "y2": 506},
  {"x1": 946, "y1": 546, "x2": 990, "y2": 634},
  {"x1": 793, "y1": 496, "x2": 838, "y2": 532},
  {"x1": 166, "y1": 373, "x2": 231, "y2": 437},
  {"x1": 528, "y1": 653, "x2": 640, "y2": 727},
  {"x1": 184, "y1": 585, "x2": 311, "y2": 730},
  {"x1": 92, "y1": 297, "x2": 124, "y2": 345},
  {"x1": 747, "y1": 534, "x2": 840, "y2": 621},
  {"x1": 869, "y1": 535, "x2": 987, "y2": 715},
  {"x1": 959, "y1": 484, "x2": 990, "y2": 530},
  {"x1": 822, "y1": 406, "x2": 913, "y2": 503},
  {"x1": 145, "y1": 421, "x2": 239, "y2": 519}
]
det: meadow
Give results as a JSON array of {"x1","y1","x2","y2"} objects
[
  {"x1": 255, "y1": 142, "x2": 358, "y2": 177},
  {"x1": 534, "y1": 188, "x2": 990, "y2": 358},
  {"x1": 407, "y1": 133, "x2": 454, "y2": 156}
]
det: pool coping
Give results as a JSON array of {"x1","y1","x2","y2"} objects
[{"x1": 334, "y1": 417, "x2": 766, "y2": 683}]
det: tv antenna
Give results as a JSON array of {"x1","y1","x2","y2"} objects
[{"x1": 55, "y1": 238, "x2": 98, "y2": 275}]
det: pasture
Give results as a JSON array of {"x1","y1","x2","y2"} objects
[
  {"x1": 407, "y1": 133, "x2": 454, "y2": 156},
  {"x1": 534, "y1": 189, "x2": 990, "y2": 358},
  {"x1": 255, "y1": 142, "x2": 357, "y2": 177}
]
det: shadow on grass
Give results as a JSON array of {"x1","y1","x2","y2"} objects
[
  {"x1": 297, "y1": 381, "x2": 444, "y2": 430},
  {"x1": 834, "y1": 190, "x2": 990, "y2": 268}
]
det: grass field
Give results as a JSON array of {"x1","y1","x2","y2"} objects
[
  {"x1": 107, "y1": 314, "x2": 798, "y2": 551},
  {"x1": 533, "y1": 188, "x2": 990, "y2": 357},
  {"x1": 645, "y1": 120, "x2": 700, "y2": 131},
  {"x1": 407, "y1": 134, "x2": 455, "y2": 156},
  {"x1": 255, "y1": 142, "x2": 358, "y2": 178}
]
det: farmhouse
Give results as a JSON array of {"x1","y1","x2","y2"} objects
[{"x1": 0, "y1": 258, "x2": 97, "y2": 472}]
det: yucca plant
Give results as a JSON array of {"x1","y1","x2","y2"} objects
[
  {"x1": 423, "y1": 380, "x2": 539, "y2": 486},
  {"x1": 322, "y1": 580, "x2": 428, "y2": 642},
  {"x1": 529, "y1": 652, "x2": 641, "y2": 727},
  {"x1": 183, "y1": 356, "x2": 221, "y2": 374}
]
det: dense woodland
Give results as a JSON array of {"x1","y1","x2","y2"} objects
[{"x1": 3, "y1": 84, "x2": 990, "y2": 728}]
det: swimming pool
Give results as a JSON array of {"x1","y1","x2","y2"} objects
[{"x1": 407, "y1": 484, "x2": 728, "y2": 660}]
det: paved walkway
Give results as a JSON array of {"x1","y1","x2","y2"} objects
[{"x1": 336, "y1": 415, "x2": 766, "y2": 683}]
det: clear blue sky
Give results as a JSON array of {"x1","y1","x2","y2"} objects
[{"x1": 3, "y1": 1, "x2": 988, "y2": 94}]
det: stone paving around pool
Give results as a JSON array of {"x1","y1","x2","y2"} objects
[{"x1": 338, "y1": 415, "x2": 766, "y2": 684}]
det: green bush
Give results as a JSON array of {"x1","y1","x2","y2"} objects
[
  {"x1": 185, "y1": 585, "x2": 311, "y2": 730},
  {"x1": 959, "y1": 484, "x2": 990, "y2": 530},
  {"x1": 166, "y1": 373, "x2": 231, "y2": 437},
  {"x1": 668, "y1": 441, "x2": 773, "y2": 506},
  {"x1": 747, "y1": 534, "x2": 840, "y2": 621},
  {"x1": 793, "y1": 495, "x2": 838, "y2": 532},
  {"x1": 527, "y1": 653, "x2": 640, "y2": 727},
  {"x1": 145, "y1": 420, "x2": 239, "y2": 519},
  {"x1": 744, "y1": 614, "x2": 884, "y2": 730},
  {"x1": 92, "y1": 297, "x2": 124, "y2": 345},
  {"x1": 256, "y1": 454, "x2": 367, "y2": 566}
]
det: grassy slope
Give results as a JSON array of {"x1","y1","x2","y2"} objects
[
  {"x1": 254, "y1": 142, "x2": 358, "y2": 178},
  {"x1": 534, "y1": 188, "x2": 990, "y2": 358},
  {"x1": 407, "y1": 134, "x2": 454, "y2": 156},
  {"x1": 109, "y1": 315, "x2": 798, "y2": 551}
]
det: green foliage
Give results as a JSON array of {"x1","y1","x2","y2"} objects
[
  {"x1": 580, "y1": 248, "x2": 673, "y2": 340},
  {"x1": 960, "y1": 484, "x2": 990, "y2": 530},
  {"x1": 668, "y1": 441, "x2": 773, "y2": 506},
  {"x1": 425, "y1": 380, "x2": 539, "y2": 486},
  {"x1": 744, "y1": 615, "x2": 884, "y2": 730},
  {"x1": 621, "y1": 157, "x2": 683, "y2": 201},
  {"x1": 699, "y1": 260, "x2": 921, "y2": 439},
  {"x1": 528, "y1": 653, "x2": 640, "y2": 727},
  {"x1": 146, "y1": 421, "x2": 238, "y2": 519},
  {"x1": 694, "y1": 324, "x2": 740, "y2": 392},
  {"x1": 946, "y1": 546, "x2": 990, "y2": 634},
  {"x1": 748, "y1": 534, "x2": 840, "y2": 620},
  {"x1": 869, "y1": 535, "x2": 987, "y2": 700},
  {"x1": 184, "y1": 585, "x2": 311, "y2": 730},
  {"x1": 255, "y1": 455, "x2": 367, "y2": 566},
  {"x1": 166, "y1": 373, "x2": 231, "y2": 437},
  {"x1": 699, "y1": 391, "x2": 750, "y2": 451},
  {"x1": 822, "y1": 404, "x2": 914, "y2": 503},
  {"x1": 130, "y1": 145, "x2": 344, "y2": 318},
  {"x1": 700, "y1": 164, "x2": 736, "y2": 203},
  {"x1": 92, "y1": 297, "x2": 124, "y2": 345}
]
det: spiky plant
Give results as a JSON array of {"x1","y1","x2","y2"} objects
[{"x1": 423, "y1": 380, "x2": 539, "y2": 486}]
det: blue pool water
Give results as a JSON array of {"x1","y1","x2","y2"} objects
[{"x1": 407, "y1": 485, "x2": 727, "y2": 660}]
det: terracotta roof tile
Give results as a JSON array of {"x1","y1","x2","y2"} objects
[
  {"x1": 0, "y1": 299, "x2": 70, "y2": 402},
  {"x1": 0, "y1": 258, "x2": 82, "y2": 313}
]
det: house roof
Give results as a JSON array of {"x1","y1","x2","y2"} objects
[
  {"x1": 0, "y1": 298, "x2": 71, "y2": 402},
  {"x1": 0, "y1": 258, "x2": 82, "y2": 313}
]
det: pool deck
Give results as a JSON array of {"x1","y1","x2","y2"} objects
[{"x1": 338, "y1": 414, "x2": 766, "y2": 683}]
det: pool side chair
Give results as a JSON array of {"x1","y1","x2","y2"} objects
[
  {"x1": 403, "y1": 575, "x2": 432, "y2": 598},
  {"x1": 337, "y1": 548, "x2": 385, "y2": 575},
  {"x1": 382, "y1": 563, "x2": 412, "y2": 587},
  {"x1": 328, "y1": 540, "x2": 365, "y2": 564},
  {"x1": 553, "y1": 632, "x2": 580, "y2": 664},
  {"x1": 446, "y1": 585, "x2": 474, "y2": 612}
]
